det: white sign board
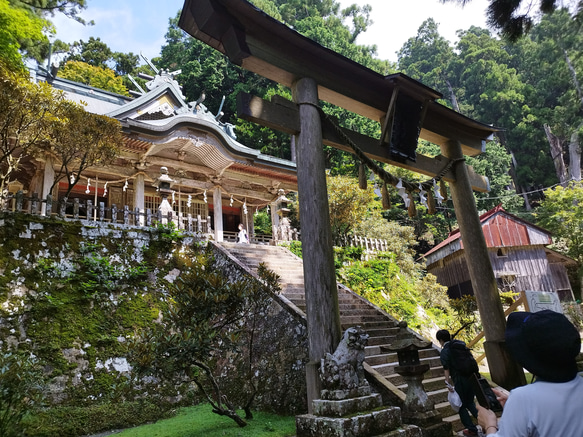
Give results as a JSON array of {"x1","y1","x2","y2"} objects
[{"x1": 523, "y1": 290, "x2": 563, "y2": 314}]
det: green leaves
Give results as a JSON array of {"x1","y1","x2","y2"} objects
[
  {"x1": 536, "y1": 181, "x2": 583, "y2": 264},
  {"x1": 0, "y1": 349, "x2": 45, "y2": 437}
]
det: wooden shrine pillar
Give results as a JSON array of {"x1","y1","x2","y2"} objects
[
  {"x1": 41, "y1": 156, "x2": 55, "y2": 216},
  {"x1": 292, "y1": 77, "x2": 342, "y2": 411},
  {"x1": 443, "y1": 140, "x2": 526, "y2": 389},
  {"x1": 134, "y1": 174, "x2": 145, "y2": 226},
  {"x1": 213, "y1": 186, "x2": 224, "y2": 242}
]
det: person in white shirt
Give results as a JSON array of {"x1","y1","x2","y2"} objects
[
  {"x1": 477, "y1": 310, "x2": 583, "y2": 436},
  {"x1": 236, "y1": 223, "x2": 249, "y2": 244}
]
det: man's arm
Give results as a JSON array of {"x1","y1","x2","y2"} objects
[{"x1": 444, "y1": 368, "x2": 454, "y2": 390}]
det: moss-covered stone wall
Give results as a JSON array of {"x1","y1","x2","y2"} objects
[{"x1": 0, "y1": 213, "x2": 308, "y2": 414}]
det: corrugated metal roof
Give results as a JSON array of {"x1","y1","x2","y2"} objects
[{"x1": 422, "y1": 205, "x2": 552, "y2": 261}]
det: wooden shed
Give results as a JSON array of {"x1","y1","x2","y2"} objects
[{"x1": 422, "y1": 205, "x2": 576, "y2": 301}]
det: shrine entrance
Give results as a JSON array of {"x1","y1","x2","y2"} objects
[{"x1": 179, "y1": 0, "x2": 526, "y2": 408}]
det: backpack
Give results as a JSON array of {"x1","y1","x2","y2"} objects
[{"x1": 448, "y1": 339, "x2": 479, "y2": 377}]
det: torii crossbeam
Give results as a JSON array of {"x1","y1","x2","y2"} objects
[{"x1": 179, "y1": 0, "x2": 526, "y2": 407}]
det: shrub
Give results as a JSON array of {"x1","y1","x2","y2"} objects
[{"x1": 0, "y1": 349, "x2": 45, "y2": 437}]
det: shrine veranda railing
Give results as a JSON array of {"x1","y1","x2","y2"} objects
[
  {"x1": 1, "y1": 191, "x2": 389, "y2": 252},
  {"x1": 1, "y1": 191, "x2": 212, "y2": 234}
]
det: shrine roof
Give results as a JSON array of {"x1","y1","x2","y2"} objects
[{"x1": 32, "y1": 65, "x2": 297, "y2": 176}]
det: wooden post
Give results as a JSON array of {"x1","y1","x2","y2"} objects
[
  {"x1": 134, "y1": 174, "x2": 145, "y2": 226},
  {"x1": 443, "y1": 139, "x2": 525, "y2": 389},
  {"x1": 41, "y1": 156, "x2": 54, "y2": 216},
  {"x1": 292, "y1": 77, "x2": 342, "y2": 411},
  {"x1": 213, "y1": 186, "x2": 223, "y2": 242}
]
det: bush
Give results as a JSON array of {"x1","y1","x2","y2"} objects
[
  {"x1": 0, "y1": 350, "x2": 45, "y2": 437},
  {"x1": 22, "y1": 401, "x2": 175, "y2": 437}
]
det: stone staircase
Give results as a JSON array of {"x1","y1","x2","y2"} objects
[{"x1": 219, "y1": 242, "x2": 465, "y2": 434}]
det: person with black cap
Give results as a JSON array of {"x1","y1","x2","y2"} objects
[
  {"x1": 436, "y1": 329, "x2": 480, "y2": 437},
  {"x1": 477, "y1": 309, "x2": 583, "y2": 436}
]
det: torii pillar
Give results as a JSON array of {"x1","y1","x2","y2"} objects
[
  {"x1": 444, "y1": 140, "x2": 525, "y2": 389},
  {"x1": 292, "y1": 77, "x2": 342, "y2": 411}
]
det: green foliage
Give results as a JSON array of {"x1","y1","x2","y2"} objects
[
  {"x1": 0, "y1": 0, "x2": 48, "y2": 70},
  {"x1": 563, "y1": 302, "x2": 583, "y2": 330},
  {"x1": 449, "y1": 296, "x2": 478, "y2": 326},
  {"x1": 337, "y1": 251, "x2": 452, "y2": 334},
  {"x1": 57, "y1": 60, "x2": 130, "y2": 96},
  {"x1": 115, "y1": 403, "x2": 296, "y2": 437},
  {"x1": 0, "y1": 61, "x2": 124, "y2": 199},
  {"x1": 22, "y1": 400, "x2": 174, "y2": 437},
  {"x1": 327, "y1": 175, "x2": 376, "y2": 241},
  {"x1": 334, "y1": 246, "x2": 364, "y2": 268},
  {"x1": 73, "y1": 248, "x2": 148, "y2": 298},
  {"x1": 253, "y1": 210, "x2": 272, "y2": 235},
  {"x1": 65, "y1": 36, "x2": 112, "y2": 68},
  {"x1": 129, "y1": 245, "x2": 280, "y2": 427},
  {"x1": 535, "y1": 181, "x2": 583, "y2": 263},
  {"x1": 468, "y1": 140, "x2": 523, "y2": 213},
  {"x1": 278, "y1": 241, "x2": 302, "y2": 258},
  {"x1": 0, "y1": 349, "x2": 45, "y2": 437}
]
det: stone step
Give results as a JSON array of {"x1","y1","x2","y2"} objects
[
  {"x1": 364, "y1": 327, "x2": 400, "y2": 337},
  {"x1": 341, "y1": 314, "x2": 388, "y2": 325},
  {"x1": 348, "y1": 320, "x2": 397, "y2": 331},
  {"x1": 339, "y1": 308, "x2": 389, "y2": 317},
  {"x1": 338, "y1": 302, "x2": 378, "y2": 310},
  {"x1": 442, "y1": 411, "x2": 464, "y2": 432},
  {"x1": 367, "y1": 335, "x2": 397, "y2": 346}
]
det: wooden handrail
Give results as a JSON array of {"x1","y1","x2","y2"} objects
[{"x1": 468, "y1": 294, "x2": 525, "y2": 352}]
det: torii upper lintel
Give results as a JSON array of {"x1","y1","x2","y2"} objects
[{"x1": 178, "y1": 0, "x2": 500, "y2": 158}]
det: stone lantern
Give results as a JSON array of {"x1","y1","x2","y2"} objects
[
  {"x1": 276, "y1": 188, "x2": 290, "y2": 219},
  {"x1": 273, "y1": 188, "x2": 292, "y2": 241},
  {"x1": 384, "y1": 321, "x2": 451, "y2": 436},
  {"x1": 154, "y1": 166, "x2": 175, "y2": 224}
]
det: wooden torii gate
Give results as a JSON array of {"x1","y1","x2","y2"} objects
[{"x1": 178, "y1": 0, "x2": 526, "y2": 407}]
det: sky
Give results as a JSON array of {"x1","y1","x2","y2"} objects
[{"x1": 51, "y1": 0, "x2": 492, "y2": 64}]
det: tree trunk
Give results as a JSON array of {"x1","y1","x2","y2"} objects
[
  {"x1": 569, "y1": 127, "x2": 581, "y2": 182},
  {"x1": 444, "y1": 78, "x2": 460, "y2": 112},
  {"x1": 544, "y1": 124, "x2": 568, "y2": 186}
]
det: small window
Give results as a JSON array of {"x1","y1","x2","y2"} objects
[{"x1": 497, "y1": 248, "x2": 508, "y2": 257}]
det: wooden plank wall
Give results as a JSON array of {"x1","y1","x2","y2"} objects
[{"x1": 428, "y1": 245, "x2": 559, "y2": 296}]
